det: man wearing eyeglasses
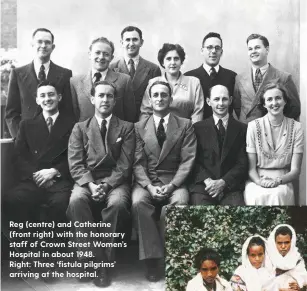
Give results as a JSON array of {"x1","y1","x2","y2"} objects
[
  {"x1": 233, "y1": 34, "x2": 300, "y2": 123},
  {"x1": 185, "y1": 32, "x2": 237, "y2": 119},
  {"x1": 5, "y1": 28, "x2": 74, "y2": 138}
]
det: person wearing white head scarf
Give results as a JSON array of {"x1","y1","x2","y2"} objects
[
  {"x1": 266, "y1": 224, "x2": 307, "y2": 291},
  {"x1": 230, "y1": 235, "x2": 274, "y2": 291}
]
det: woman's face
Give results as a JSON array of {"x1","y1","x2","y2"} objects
[
  {"x1": 163, "y1": 50, "x2": 182, "y2": 76},
  {"x1": 248, "y1": 245, "x2": 265, "y2": 269},
  {"x1": 263, "y1": 88, "x2": 286, "y2": 117}
]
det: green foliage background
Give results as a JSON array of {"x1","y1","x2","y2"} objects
[{"x1": 165, "y1": 206, "x2": 307, "y2": 291}]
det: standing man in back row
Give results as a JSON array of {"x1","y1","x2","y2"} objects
[
  {"x1": 233, "y1": 34, "x2": 300, "y2": 123},
  {"x1": 6, "y1": 28, "x2": 73, "y2": 138},
  {"x1": 185, "y1": 32, "x2": 237, "y2": 119},
  {"x1": 110, "y1": 26, "x2": 161, "y2": 119}
]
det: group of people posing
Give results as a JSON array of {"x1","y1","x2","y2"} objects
[
  {"x1": 187, "y1": 224, "x2": 307, "y2": 291},
  {"x1": 3, "y1": 25, "x2": 304, "y2": 287}
]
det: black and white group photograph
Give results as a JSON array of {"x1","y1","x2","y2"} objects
[{"x1": 0, "y1": 0, "x2": 306, "y2": 290}]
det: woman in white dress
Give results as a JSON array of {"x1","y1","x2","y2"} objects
[
  {"x1": 230, "y1": 235, "x2": 274, "y2": 291},
  {"x1": 244, "y1": 82, "x2": 304, "y2": 205}
]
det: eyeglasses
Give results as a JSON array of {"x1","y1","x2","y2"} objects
[{"x1": 203, "y1": 46, "x2": 222, "y2": 52}]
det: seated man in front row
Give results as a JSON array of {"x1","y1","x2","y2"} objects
[
  {"x1": 67, "y1": 80, "x2": 135, "y2": 288},
  {"x1": 4, "y1": 80, "x2": 75, "y2": 270},
  {"x1": 132, "y1": 80, "x2": 197, "y2": 281},
  {"x1": 190, "y1": 84, "x2": 248, "y2": 205}
]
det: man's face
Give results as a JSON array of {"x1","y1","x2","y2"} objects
[
  {"x1": 207, "y1": 85, "x2": 231, "y2": 118},
  {"x1": 275, "y1": 234, "x2": 291, "y2": 257},
  {"x1": 121, "y1": 30, "x2": 143, "y2": 58},
  {"x1": 149, "y1": 84, "x2": 172, "y2": 114},
  {"x1": 89, "y1": 41, "x2": 114, "y2": 72},
  {"x1": 201, "y1": 37, "x2": 223, "y2": 66},
  {"x1": 32, "y1": 31, "x2": 55, "y2": 61},
  {"x1": 200, "y1": 260, "x2": 219, "y2": 284},
  {"x1": 91, "y1": 84, "x2": 116, "y2": 117},
  {"x1": 36, "y1": 85, "x2": 61, "y2": 115},
  {"x1": 247, "y1": 38, "x2": 269, "y2": 67}
]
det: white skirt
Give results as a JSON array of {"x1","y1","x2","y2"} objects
[{"x1": 244, "y1": 168, "x2": 294, "y2": 206}]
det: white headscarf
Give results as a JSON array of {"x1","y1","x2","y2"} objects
[
  {"x1": 233, "y1": 235, "x2": 274, "y2": 291},
  {"x1": 267, "y1": 224, "x2": 301, "y2": 270}
]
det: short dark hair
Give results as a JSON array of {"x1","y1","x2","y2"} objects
[
  {"x1": 32, "y1": 28, "x2": 54, "y2": 43},
  {"x1": 208, "y1": 84, "x2": 230, "y2": 98},
  {"x1": 89, "y1": 37, "x2": 115, "y2": 55},
  {"x1": 37, "y1": 80, "x2": 59, "y2": 94},
  {"x1": 157, "y1": 43, "x2": 185, "y2": 68},
  {"x1": 194, "y1": 248, "x2": 221, "y2": 270},
  {"x1": 90, "y1": 80, "x2": 117, "y2": 97},
  {"x1": 258, "y1": 82, "x2": 291, "y2": 116},
  {"x1": 121, "y1": 26, "x2": 143, "y2": 40},
  {"x1": 275, "y1": 226, "x2": 293, "y2": 240},
  {"x1": 202, "y1": 32, "x2": 223, "y2": 48},
  {"x1": 246, "y1": 34, "x2": 269, "y2": 47},
  {"x1": 149, "y1": 80, "x2": 172, "y2": 98},
  {"x1": 247, "y1": 237, "x2": 265, "y2": 254}
]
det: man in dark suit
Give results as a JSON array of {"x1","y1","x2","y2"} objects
[
  {"x1": 185, "y1": 32, "x2": 237, "y2": 119},
  {"x1": 67, "y1": 80, "x2": 135, "y2": 287},
  {"x1": 233, "y1": 34, "x2": 300, "y2": 123},
  {"x1": 110, "y1": 26, "x2": 161, "y2": 119},
  {"x1": 4, "y1": 81, "x2": 75, "y2": 272},
  {"x1": 190, "y1": 85, "x2": 247, "y2": 205},
  {"x1": 132, "y1": 80, "x2": 196, "y2": 281},
  {"x1": 5, "y1": 28, "x2": 73, "y2": 138},
  {"x1": 70, "y1": 37, "x2": 137, "y2": 123}
]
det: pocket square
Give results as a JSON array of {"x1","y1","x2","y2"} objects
[{"x1": 116, "y1": 137, "x2": 122, "y2": 143}]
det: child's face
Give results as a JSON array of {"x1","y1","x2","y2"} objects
[{"x1": 248, "y1": 245, "x2": 264, "y2": 269}]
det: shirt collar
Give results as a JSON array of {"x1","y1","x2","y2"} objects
[
  {"x1": 34, "y1": 59, "x2": 51, "y2": 75},
  {"x1": 212, "y1": 113, "x2": 229, "y2": 127},
  {"x1": 203, "y1": 63, "x2": 220, "y2": 75},
  {"x1": 164, "y1": 72, "x2": 183, "y2": 86},
  {"x1": 43, "y1": 111, "x2": 59, "y2": 124},
  {"x1": 95, "y1": 114, "x2": 112, "y2": 129},
  {"x1": 252, "y1": 63, "x2": 269, "y2": 76},
  {"x1": 124, "y1": 55, "x2": 140, "y2": 68},
  {"x1": 153, "y1": 113, "x2": 170, "y2": 128},
  {"x1": 92, "y1": 68, "x2": 108, "y2": 81}
]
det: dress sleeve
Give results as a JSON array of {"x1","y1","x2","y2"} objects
[
  {"x1": 246, "y1": 121, "x2": 257, "y2": 154},
  {"x1": 293, "y1": 122, "x2": 304, "y2": 154}
]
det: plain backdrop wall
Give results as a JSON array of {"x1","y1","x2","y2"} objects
[{"x1": 16, "y1": 0, "x2": 306, "y2": 204}]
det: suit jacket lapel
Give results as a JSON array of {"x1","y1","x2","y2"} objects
[
  {"x1": 118, "y1": 58, "x2": 130, "y2": 75},
  {"x1": 86, "y1": 117, "x2": 106, "y2": 159},
  {"x1": 105, "y1": 69, "x2": 119, "y2": 85},
  {"x1": 143, "y1": 116, "x2": 161, "y2": 159},
  {"x1": 132, "y1": 57, "x2": 150, "y2": 91},
  {"x1": 80, "y1": 72, "x2": 93, "y2": 101},
  {"x1": 221, "y1": 117, "x2": 240, "y2": 164},
  {"x1": 20, "y1": 63, "x2": 39, "y2": 98},
  {"x1": 208, "y1": 117, "x2": 220, "y2": 158},
  {"x1": 106, "y1": 115, "x2": 121, "y2": 151},
  {"x1": 48, "y1": 61, "x2": 64, "y2": 85},
  {"x1": 29, "y1": 115, "x2": 50, "y2": 154},
  {"x1": 157, "y1": 114, "x2": 181, "y2": 165}
]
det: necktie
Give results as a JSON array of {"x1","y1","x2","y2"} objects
[
  {"x1": 217, "y1": 119, "x2": 225, "y2": 149},
  {"x1": 128, "y1": 58, "x2": 135, "y2": 78},
  {"x1": 38, "y1": 65, "x2": 46, "y2": 82},
  {"x1": 156, "y1": 118, "x2": 166, "y2": 148},
  {"x1": 100, "y1": 119, "x2": 107, "y2": 147},
  {"x1": 254, "y1": 68, "x2": 263, "y2": 92},
  {"x1": 94, "y1": 72, "x2": 102, "y2": 83},
  {"x1": 210, "y1": 67, "x2": 217, "y2": 81},
  {"x1": 46, "y1": 117, "x2": 53, "y2": 133}
]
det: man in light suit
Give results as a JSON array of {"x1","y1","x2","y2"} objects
[
  {"x1": 5, "y1": 28, "x2": 73, "y2": 138},
  {"x1": 67, "y1": 80, "x2": 135, "y2": 287},
  {"x1": 110, "y1": 26, "x2": 161, "y2": 119},
  {"x1": 190, "y1": 85, "x2": 247, "y2": 205},
  {"x1": 4, "y1": 81, "x2": 75, "y2": 275},
  {"x1": 132, "y1": 80, "x2": 196, "y2": 281},
  {"x1": 70, "y1": 37, "x2": 137, "y2": 123},
  {"x1": 233, "y1": 34, "x2": 300, "y2": 123},
  {"x1": 185, "y1": 32, "x2": 237, "y2": 119}
]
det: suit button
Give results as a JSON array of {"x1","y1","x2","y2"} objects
[{"x1": 34, "y1": 150, "x2": 38, "y2": 154}]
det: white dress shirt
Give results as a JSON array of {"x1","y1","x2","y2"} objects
[
  {"x1": 212, "y1": 113, "x2": 229, "y2": 130},
  {"x1": 203, "y1": 63, "x2": 220, "y2": 75},
  {"x1": 153, "y1": 113, "x2": 170, "y2": 132},
  {"x1": 34, "y1": 59, "x2": 50, "y2": 79}
]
